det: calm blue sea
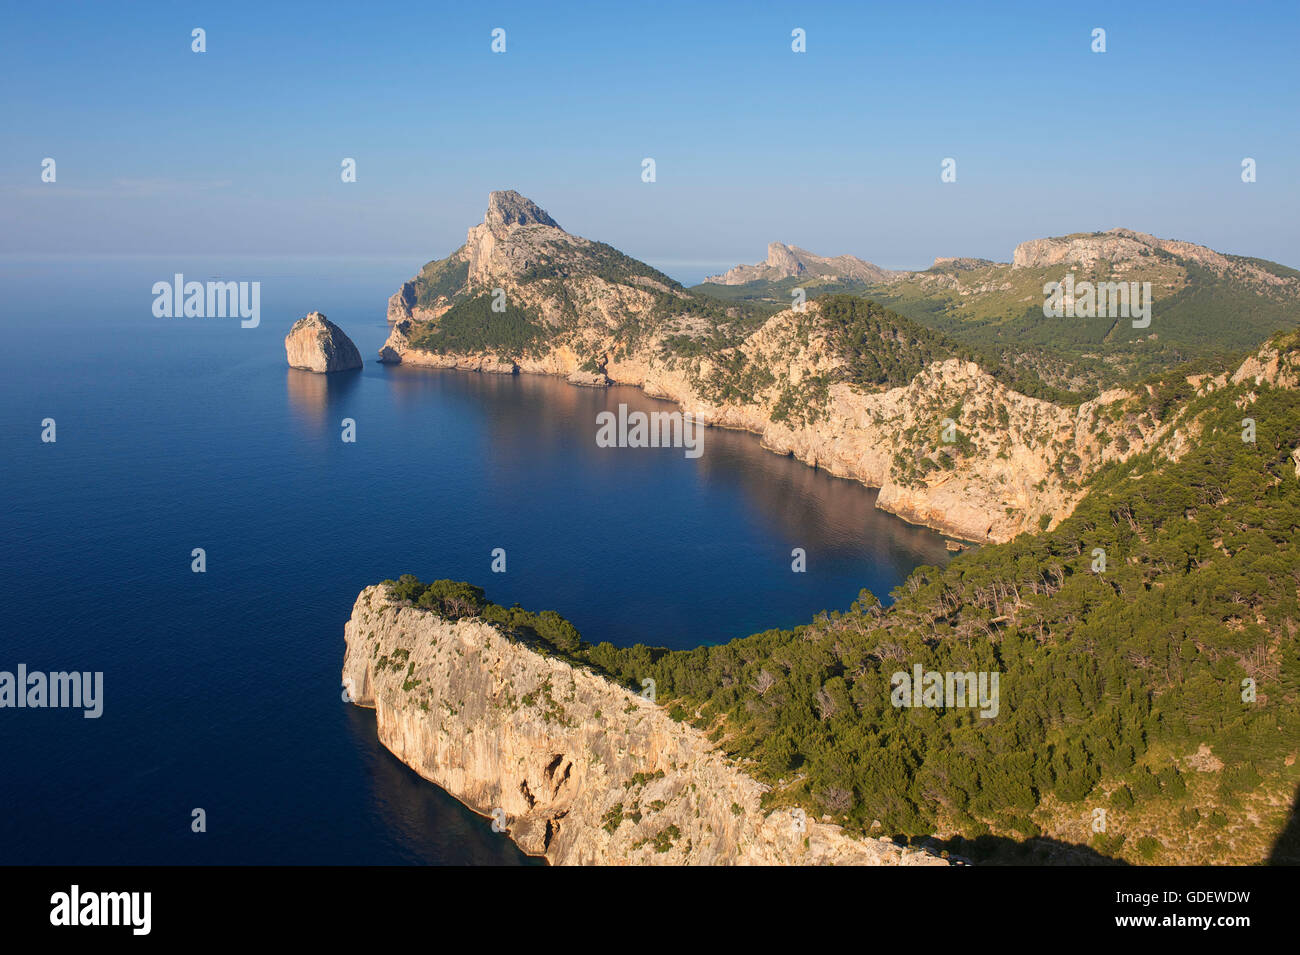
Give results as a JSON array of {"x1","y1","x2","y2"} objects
[{"x1": 0, "y1": 256, "x2": 951, "y2": 864}]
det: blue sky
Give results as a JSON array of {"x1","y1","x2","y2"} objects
[{"x1": 3, "y1": 0, "x2": 1298, "y2": 278}]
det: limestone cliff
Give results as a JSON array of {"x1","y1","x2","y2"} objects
[
  {"x1": 381, "y1": 301, "x2": 1160, "y2": 542},
  {"x1": 284, "y1": 312, "x2": 363, "y2": 373},
  {"x1": 342, "y1": 585, "x2": 950, "y2": 866}
]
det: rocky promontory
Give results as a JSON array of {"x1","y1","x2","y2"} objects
[
  {"x1": 342, "y1": 584, "x2": 950, "y2": 866},
  {"x1": 285, "y1": 312, "x2": 363, "y2": 373},
  {"x1": 374, "y1": 193, "x2": 1201, "y2": 543}
]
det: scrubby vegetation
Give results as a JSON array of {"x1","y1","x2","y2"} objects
[
  {"x1": 869, "y1": 258, "x2": 1300, "y2": 391},
  {"x1": 381, "y1": 575, "x2": 584, "y2": 656},
  {"x1": 412, "y1": 256, "x2": 470, "y2": 309},
  {"x1": 817, "y1": 296, "x2": 1088, "y2": 406},
  {"x1": 406, "y1": 293, "x2": 545, "y2": 357}
]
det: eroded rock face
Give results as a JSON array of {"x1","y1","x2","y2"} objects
[
  {"x1": 1230, "y1": 338, "x2": 1300, "y2": 390},
  {"x1": 484, "y1": 189, "x2": 560, "y2": 231},
  {"x1": 285, "y1": 312, "x2": 363, "y2": 373},
  {"x1": 386, "y1": 282, "x2": 418, "y2": 324},
  {"x1": 342, "y1": 585, "x2": 950, "y2": 867}
]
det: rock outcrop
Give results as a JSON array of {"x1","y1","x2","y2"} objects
[
  {"x1": 930, "y1": 256, "x2": 995, "y2": 271},
  {"x1": 386, "y1": 282, "x2": 419, "y2": 325},
  {"x1": 342, "y1": 585, "x2": 951, "y2": 866},
  {"x1": 1229, "y1": 335, "x2": 1300, "y2": 390},
  {"x1": 284, "y1": 312, "x2": 363, "y2": 372},
  {"x1": 1012, "y1": 227, "x2": 1297, "y2": 287},
  {"x1": 704, "y1": 242, "x2": 902, "y2": 285}
]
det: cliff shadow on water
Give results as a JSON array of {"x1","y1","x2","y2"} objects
[
  {"x1": 377, "y1": 363, "x2": 956, "y2": 611},
  {"x1": 343, "y1": 704, "x2": 544, "y2": 865},
  {"x1": 286, "y1": 365, "x2": 363, "y2": 423}
]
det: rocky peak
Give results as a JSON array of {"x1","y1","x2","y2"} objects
[
  {"x1": 765, "y1": 241, "x2": 806, "y2": 275},
  {"x1": 460, "y1": 191, "x2": 574, "y2": 285},
  {"x1": 484, "y1": 190, "x2": 561, "y2": 235},
  {"x1": 1011, "y1": 228, "x2": 1158, "y2": 270}
]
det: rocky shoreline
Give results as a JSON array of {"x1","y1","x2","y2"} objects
[{"x1": 378, "y1": 317, "x2": 1160, "y2": 543}]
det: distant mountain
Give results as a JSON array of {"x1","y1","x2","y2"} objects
[
  {"x1": 382, "y1": 189, "x2": 757, "y2": 379},
  {"x1": 929, "y1": 256, "x2": 995, "y2": 271},
  {"x1": 1009, "y1": 227, "x2": 1297, "y2": 283},
  {"x1": 702, "y1": 242, "x2": 904, "y2": 286},
  {"x1": 867, "y1": 228, "x2": 1300, "y2": 390},
  {"x1": 688, "y1": 227, "x2": 1300, "y2": 391}
]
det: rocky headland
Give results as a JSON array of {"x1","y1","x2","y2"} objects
[
  {"x1": 341, "y1": 584, "x2": 951, "y2": 866},
  {"x1": 376, "y1": 192, "x2": 1185, "y2": 543}
]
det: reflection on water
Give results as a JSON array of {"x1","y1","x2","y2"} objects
[
  {"x1": 389, "y1": 365, "x2": 953, "y2": 555},
  {"x1": 378, "y1": 364, "x2": 954, "y2": 631},
  {"x1": 346, "y1": 707, "x2": 541, "y2": 865},
  {"x1": 698, "y1": 434, "x2": 951, "y2": 561},
  {"x1": 286, "y1": 366, "x2": 362, "y2": 428}
]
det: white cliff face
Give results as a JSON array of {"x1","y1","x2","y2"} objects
[
  {"x1": 284, "y1": 312, "x2": 363, "y2": 372},
  {"x1": 464, "y1": 191, "x2": 586, "y2": 287},
  {"x1": 341, "y1": 585, "x2": 950, "y2": 866}
]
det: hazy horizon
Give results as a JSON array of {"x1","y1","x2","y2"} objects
[{"x1": 4, "y1": 1, "x2": 1298, "y2": 271}]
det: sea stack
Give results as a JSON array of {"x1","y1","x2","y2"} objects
[{"x1": 284, "y1": 312, "x2": 363, "y2": 373}]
